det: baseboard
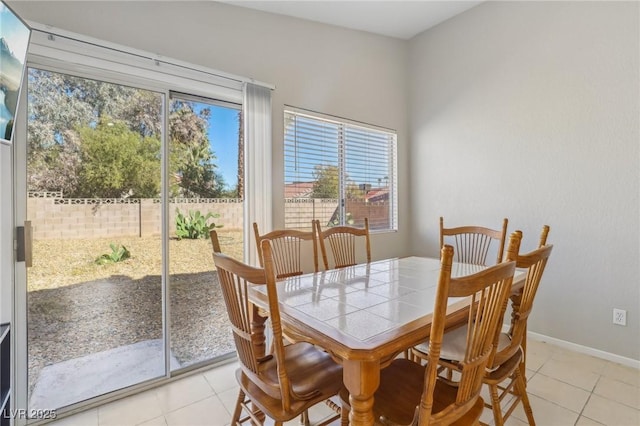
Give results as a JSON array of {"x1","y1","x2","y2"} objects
[{"x1": 526, "y1": 330, "x2": 640, "y2": 369}]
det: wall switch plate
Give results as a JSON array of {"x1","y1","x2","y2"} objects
[{"x1": 613, "y1": 308, "x2": 627, "y2": 326}]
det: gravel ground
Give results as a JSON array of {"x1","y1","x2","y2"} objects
[{"x1": 27, "y1": 231, "x2": 243, "y2": 396}]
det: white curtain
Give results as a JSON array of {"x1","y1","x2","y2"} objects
[{"x1": 243, "y1": 83, "x2": 273, "y2": 265}]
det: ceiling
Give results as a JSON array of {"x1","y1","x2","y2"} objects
[{"x1": 221, "y1": 1, "x2": 483, "y2": 40}]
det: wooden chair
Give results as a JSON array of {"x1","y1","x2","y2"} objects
[
  {"x1": 314, "y1": 218, "x2": 371, "y2": 270},
  {"x1": 253, "y1": 222, "x2": 318, "y2": 279},
  {"x1": 512, "y1": 224, "x2": 549, "y2": 373},
  {"x1": 440, "y1": 217, "x2": 508, "y2": 265},
  {"x1": 252, "y1": 223, "x2": 318, "y2": 360},
  {"x1": 485, "y1": 227, "x2": 552, "y2": 426},
  {"x1": 340, "y1": 245, "x2": 516, "y2": 425},
  {"x1": 414, "y1": 227, "x2": 553, "y2": 426},
  {"x1": 210, "y1": 231, "x2": 343, "y2": 425}
]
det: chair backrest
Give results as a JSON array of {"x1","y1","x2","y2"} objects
[
  {"x1": 260, "y1": 239, "x2": 300, "y2": 410},
  {"x1": 538, "y1": 224, "x2": 550, "y2": 247},
  {"x1": 210, "y1": 233, "x2": 296, "y2": 411},
  {"x1": 253, "y1": 222, "x2": 318, "y2": 279},
  {"x1": 439, "y1": 217, "x2": 508, "y2": 265},
  {"x1": 494, "y1": 226, "x2": 553, "y2": 367},
  {"x1": 210, "y1": 229, "x2": 222, "y2": 254},
  {"x1": 419, "y1": 245, "x2": 516, "y2": 423},
  {"x1": 314, "y1": 218, "x2": 371, "y2": 270}
]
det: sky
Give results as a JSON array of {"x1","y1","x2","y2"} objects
[{"x1": 206, "y1": 104, "x2": 240, "y2": 190}]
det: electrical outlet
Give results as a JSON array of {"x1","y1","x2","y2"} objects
[{"x1": 613, "y1": 308, "x2": 627, "y2": 326}]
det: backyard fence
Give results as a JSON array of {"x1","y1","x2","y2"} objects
[
  {"x1": 28, "y1": 193, "x2": 390, "y2": 239},
  {"x1": 284, "y1": 198, "x2": 391, "y2": 231},
  {"x1": 27, "y1": 194, "x2": 243, "y2": 240},
  {"x1": 284, "y1": 199, "x2": 339, "y2": 230}
]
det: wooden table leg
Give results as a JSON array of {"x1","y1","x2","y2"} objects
[
  {"x1": 251, "y1": 304, "x2": 268, "y2": 357},
  {"x1": 343, "y1": 359, "x2": 380, "y2": 426}
]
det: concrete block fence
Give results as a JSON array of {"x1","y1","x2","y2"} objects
[
  {"x1": 27, "y1": 195, "x2": 243, "y2": 240},
  {"x1": 27, "y1": 194, "x2": 388, "y2": 239}
]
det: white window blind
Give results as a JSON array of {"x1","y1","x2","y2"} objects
[{"x1": 284, "y1": 108, "x2": 397, "y2": 232}]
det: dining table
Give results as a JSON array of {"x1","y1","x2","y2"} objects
[{"x1": 248, "y1": 256, "x2": 527, "y2": 425}]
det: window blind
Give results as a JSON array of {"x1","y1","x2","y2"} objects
[{"x1": 284, "y1": 109, "x2": 397, "y2": 232}]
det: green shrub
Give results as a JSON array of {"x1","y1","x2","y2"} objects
[
  {"x1": 175, "y1": 209, "x2": 222, "y2": 240},
  {"x1": 95, "y1": 243, "x2": 131, "y2": 265},
  {"x1": 329, "y1": 212, "x2": 355, "y2": 226}
]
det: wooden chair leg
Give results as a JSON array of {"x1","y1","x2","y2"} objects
[
  {"x1": 341, "y1": 404, "x2": 350, "y2": 426},
  {"x1": 489, "y1": 383, "x2": 504, "y2": 426},
  {"x1": 521, "y1": 324, "x2": 528, "y2": 381},
  {"x1": 232, "y1": 389, "x2": 245, "y2": 425},
  {"x1": 300, "y1": 410, "x2": 310, "y2": 426},
  {"x1": 514, "y1": 368, "x2": 536, "y2": 426}
]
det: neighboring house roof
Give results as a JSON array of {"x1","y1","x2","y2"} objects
[
  {"x1": 365, "y1": 188, "x2": 388, "y2": 202},
  {"x1": 284, "y1": 182, "x2": 314, "y2": 198}
]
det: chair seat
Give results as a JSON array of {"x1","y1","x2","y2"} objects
[
  {"x1": 483, "y1": 347, "x2": 524, "y2": 384},
  {"x1": 340, "y1": 358, "x2": 484, "y2": 426},
  {"x1": 239, "y1": 342, "x2": 343, "y2": 422},
  {"x1": 415, "y1": 326, "x2": 513, "y2": 367}
]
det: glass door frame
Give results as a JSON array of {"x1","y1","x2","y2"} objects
[
  {"x1": 13, "y1": 62, "x2": 172, "y2": 421},
  {"x1": 13, "y1": 57, "x2": 244, "y2": 421}
]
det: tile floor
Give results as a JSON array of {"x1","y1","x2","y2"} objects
[{"x1": 48, "y1": 339, "x2": 639, "y2": 426}]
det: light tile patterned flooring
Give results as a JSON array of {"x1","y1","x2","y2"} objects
[{"x1": 49, "y1": 340, "x2": 639, "y2": 426}]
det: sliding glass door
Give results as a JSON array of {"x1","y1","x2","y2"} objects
[
  {"x1": 24, "y1": 68, "x2": 166, "y2": 409},
  {"x1": 18, "y1": 68, "x2": 243, "y2": 413},
  {"x1": 167, "y1": 93, "x2": 243, "y2": 370}
]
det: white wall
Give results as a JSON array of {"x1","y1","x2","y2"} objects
[
  {"x1": 408, "y1": 1, "x2": 639, "y2": 360},
  {"x1": 10, "y1": 0, "x2": 411, "y2": 261}
]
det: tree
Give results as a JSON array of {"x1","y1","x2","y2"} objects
[
  {"x1": 76, "y1": 118, "x2": 160, "y2": 198},
  {"x1": 312, "y1": 165, "x2": 339, "y2": 198},
  {"x1": 169, "y1": 100, "x2": 225, "y2": 198},
  {"x1": 27, "y1": 69, "x2": 163, "y2": 196},
  {"x1": 311, "y1": 164, "x2": 362, "y2": 199},
  {"x1": 124, "y1": 90, "x2": 163, "y2": 137},
  {"x1": 27, "y1": 69, "x2": 231, "y2": 199},
  {"x1": 177, "y1": 141, "x2": 226, "y2": 198},
  {"x1": 27, "y1": 70, "x2": 92, "y2": 194}
]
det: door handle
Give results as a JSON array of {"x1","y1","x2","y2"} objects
[{"x1": 16, "y1": 221, "x2": 33, "y2": 267}]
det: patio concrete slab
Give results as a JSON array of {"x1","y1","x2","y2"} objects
[{"x1": 30, "y1": 339, "x2": 180, "y2": 410}]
